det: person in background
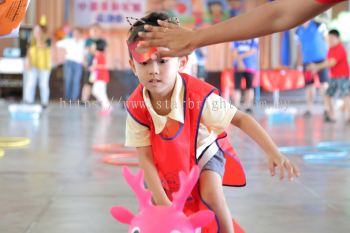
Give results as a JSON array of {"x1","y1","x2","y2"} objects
[
  {"x1": 81, "y1": 23, "x2": 107, "y2": 103},
  {"x1": 231, "y1": 38, "x2": 258, "y2": 113},
  {"x1": 194, "y1": 47, "x2": 207, "y2": 80},
  {"x1": 227, "y1": 0, "x2": 242, "y2": 17},
  {"x1": 56, "y1": 28, "x2": 85, "y2": 101},
  {"x1": 295, "y1": 19, "x2": 329, "y2": 117},
  {"x1": 307, "y1": 29, "x2": 350, "y2": 123},
  {"x1": 91, "y1": 39, "x2": 111, "y2": 116},
  {"x1": 24, "y1": 25, "x2": 52, "y2": 108}
]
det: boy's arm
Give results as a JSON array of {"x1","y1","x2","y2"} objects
[
  {"x1": 307, "y1": 58, "x2": 336, "y2": 73},
  {"x1": 231, "y1": 111, "x2": 300, "y2": 181},
  {"x1": 136, "y1": 146, "x2": 172, "y2": 206},
  {"x1": 139, "y1": 0, "x2": 334, "y2": 58}
]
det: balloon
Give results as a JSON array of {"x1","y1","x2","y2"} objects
[{"x1": 110, "y1": 166, "x2": 215, "y2": 233}]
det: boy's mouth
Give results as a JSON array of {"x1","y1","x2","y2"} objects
[{"x1": 149, "y1": 79, "x2": 161, "y2": 84}]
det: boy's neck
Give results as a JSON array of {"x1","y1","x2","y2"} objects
[{"x1": 148, "y1": 82, "x2": 176, "y2": 116}]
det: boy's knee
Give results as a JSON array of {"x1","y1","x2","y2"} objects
[{"x1": 200, "y1": 188, "x2": 227, "y2": 210}]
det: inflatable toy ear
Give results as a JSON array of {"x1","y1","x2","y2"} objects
[
  {"x1": 0, "y1": 0, "x2": 30, "y2": 38},
  {"x1": 188, "y1": 210, "x2": 215, "y2": 229},
  {"x1": 110, "y1": 206, "x2": 134, "y2": 225}
]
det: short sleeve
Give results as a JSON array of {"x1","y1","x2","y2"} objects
[
  {"x1": 251, "y1": 38, "x2": 259, "y2": 49},
  {"x1": 231, "y1": 41, "x2": 237, "y2": 50},
  {"x1": 317, "y1": 23, "x2": 328, "y2": 36},
  {"x1": 201, "y1": 93, "x2": 237, "y2": 135},
  {"x1": 125, "y1": 114, "x2": 151, "y2": 147}
]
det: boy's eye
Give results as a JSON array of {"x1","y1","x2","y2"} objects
[
  {"x1": 159, "y1": 59, "x2": 168, "y2": 64},
  {"x1": 140, "y1": 61, "x2": 148, "y2": 65}
]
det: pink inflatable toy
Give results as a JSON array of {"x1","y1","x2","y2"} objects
[{"x1": 110, "y1": 166, "x2": 215, "y2": 233}]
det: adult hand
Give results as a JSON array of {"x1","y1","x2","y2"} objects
[{"x1": 137, "y1": 20, "x2": 197, "y2": 58}]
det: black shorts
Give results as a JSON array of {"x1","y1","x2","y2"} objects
[
  {"x1": 303, "y1": 61, "x2": 329, "y2": 85},
  {"x1": 234, "y1": 71, "x2": 254, "y2": 90},
  {"x1": 83, "y1": 69, "x2": 93, "y2": 86}
]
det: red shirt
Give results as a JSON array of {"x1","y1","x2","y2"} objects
[
  {"x1": 315, "y1": 0, "x2": 346, "y2": 3},
  {"x1": 327, "y1": 43, "x2": 350, "y2": 78},
  {"x1": 93, "y1": 51, "x2": 110, "y2": 83}
]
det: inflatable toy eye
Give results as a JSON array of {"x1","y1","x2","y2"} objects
[{"x1": 131, "y1": 227, "x2": 140, "y2": 233}]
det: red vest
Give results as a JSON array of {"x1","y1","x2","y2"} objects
[
  {"x1": 315, "y1": 0, "x2": 345, "y2": 4},
  {"x1": 126, "y1": 73, "x2": 246, "y2": 232}
]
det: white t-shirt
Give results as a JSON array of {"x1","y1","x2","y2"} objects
[{"x1": 56, "y1": 38, "x2": 85, "y2": 64}]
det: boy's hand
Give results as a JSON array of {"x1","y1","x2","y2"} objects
[
  {"x1": 267, "y1": 153, "x2": 300, "y2": 181},
  {"x1": 306, "y1": 63, "x2": 318, "y2": 74}
]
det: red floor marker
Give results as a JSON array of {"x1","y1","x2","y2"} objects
[
  {"x1": 102, "y1": 152, "x2": 139, "y2": 167},
  {"x1": 93, "y1": 144, "x2": 126, "y2": 153}
]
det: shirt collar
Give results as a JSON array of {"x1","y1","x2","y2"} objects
[{"x1": 143, "y1": 73, "x2": 184, "y2": 134}]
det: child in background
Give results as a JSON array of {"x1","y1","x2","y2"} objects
[
  {"x1": 307, "y1": 29, "x2": 350, "y2": 123},
  {"x1": 91, "y1": 39, "x2": 111, "y2": 115},
  {"x1": 125, "y1": 12, "x2": 299, "y2": 233}
]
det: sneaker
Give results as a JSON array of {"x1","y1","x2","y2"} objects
[
  {"x1": 245, "y1": 108, "x2": 253, "y2": 114},
  {"x1": 98, "y1": 108, "x2": 112, "y2": 116},
  {"x1": 303, "y1": 111, "x2": 311, "y2": 117},
  {"x1": 324, "y1": 113, "x2": 335, "y2": 123}
]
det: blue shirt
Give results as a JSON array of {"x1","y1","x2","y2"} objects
[
  {"x1": 295, "y1": 20, "x2": 328, "y2": 64},
  {"x1": 231, "y1": 39, "x2": 259, "y2": 71}
]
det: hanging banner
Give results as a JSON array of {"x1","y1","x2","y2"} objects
[{"x1": 74, "y1": 0, "x2": 147, "y2": 28}]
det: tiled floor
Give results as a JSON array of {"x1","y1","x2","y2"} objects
[{"x1": 0, "y1": 102, "x2": 349, "y2": 233}]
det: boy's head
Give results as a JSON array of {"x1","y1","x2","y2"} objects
[
  {"x1": 95, "y1": 39, "x2": 107, "y2": 52},
  {"x1": 127, "y1": 12, "x2": 188, "y2": 98},
  {"x1": 328, "y1": 29, "x2": 341, "y2": 47},
  {"x1": 89, "y1": 23, "x2": 102, "y2": 39},
  {"x1": 208, "y1": 1, "x2": 223, "y2": 17}
]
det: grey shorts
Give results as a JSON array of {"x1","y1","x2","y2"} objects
[
  {"x1": 202, "y1": 149, "x2": 226, "y2": 178},
  {"x1": 326, "y1": 78, "x2": 350, "y2": 98}
]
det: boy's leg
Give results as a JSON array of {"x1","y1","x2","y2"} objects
[
  {"x1": 243, "y1": 72, "x2": 254, "y2": 112},
  {"x1": 38, "y1": 70, "x2": 50, "y2": 106},
  {"x1": 200, "y1": 170, "x2": 234, "y2": 233},
  {"x1": 23, "y1": 68, "x2": 38, "y2": 104},
  {"x1": 305, "y1": 85, "x2": 315, "y2": 116},
  {"x1": 72, "y1": 62, "x2": 83, "y2": 101},
  {"x1": 63, "y1": 61, "x2": 73, "y2": 100},
  {"x1": 324, "y1": 79, "x2": 337, "y2": 121},
  {"x1": 317, "y1": 67, "x2": 329, "y2": 115},
  {"x1": 338, "y1": 78, "x2": 350, "y2": 121},
  {"x1": 233, "y1": 72, "x2": 243, "y2": 109}
]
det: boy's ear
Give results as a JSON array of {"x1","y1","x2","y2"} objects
[
  {"x1": 178, "y1": 56, "x2": 188, "y2": 72},
  {"x1": 129, "y1": 59, "x2": 137, "y2": 75}
]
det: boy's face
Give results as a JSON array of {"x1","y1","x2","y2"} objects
[
  {"x1": 328, "y1": 34, "x2": 339, "y2": 47},
  {"x1": 129, "y1": 47, "x2": 188, "y2": 98}
]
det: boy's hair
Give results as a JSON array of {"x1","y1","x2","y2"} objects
[
  {"x1": 95, "y1": 39, "x2": 107, "y2": 52},
  {"x1": 127, "y1": 12, "x2": 172, "y2": 43},
  {"x1": 127, "y1": 12, "x2": 178, "y2": 60},
  {"x1": 329, "y1": 29, "x2": 340, "y2": 38}
]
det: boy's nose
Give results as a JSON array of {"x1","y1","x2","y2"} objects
[{"x1": 148, "y1": 61, "x2": 160, "y2": 75}]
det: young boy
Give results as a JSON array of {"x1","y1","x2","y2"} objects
[
  {"x1": 307, "y1": 29, "x2": 350, "y2": 123},
  {"x1": 91, "y1": 39, "x2": 111, "y2": 115},
  {"x1": 125, "y1": 12, "x2": 299, "y2": 233}
]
